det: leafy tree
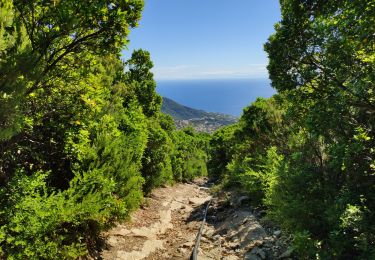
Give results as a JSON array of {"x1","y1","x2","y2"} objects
[
  {"x1": 0, "y1": 52, "x2": 150, "y2": 258},
  {"x1": 208, "y1": 124, "x2": 238, "y2": 178},
  {"x1": 263, "y1": 0, "x2": 375, "y2": 258},
  {"x1": 208, "y1": 97, "x2": 288, "y2": 204},
  {"x1": 0, "y1": 1, "x2": 150, "y2": 257},
  {"x1": 0, "y1": 0, "x2": 144, "y2": 139},
  {"x1": 125, "y1": 49, "x2": 162, "y2": 117},
  {"x1": 210, "y1": 1, "x2": 375, "y2": 257},
  {"x1": 172, "y1": 128, "x2": 209, "y2": 182},
  {"x1": 122, "y1": 49, "x2": 174, "y2": 193},
  {"x1": 141, "y1": 118, "x2": 173, "y2": 194}
]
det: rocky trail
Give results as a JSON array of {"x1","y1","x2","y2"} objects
[{"x1": 97, "y1": 179, "x2": 292, "y2": 260}]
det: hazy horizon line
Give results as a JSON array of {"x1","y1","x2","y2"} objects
[{"x1": 155, "y1": 77, "x2": 270, "y2": 82}]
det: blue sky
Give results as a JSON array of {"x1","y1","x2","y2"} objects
[{"x1": 122, "y1": 0, "x2": 281, "y2": 80}]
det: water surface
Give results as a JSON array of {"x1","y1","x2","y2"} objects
[{"x1": 156, "y1": 78, "x2": 276, "y2": 116}]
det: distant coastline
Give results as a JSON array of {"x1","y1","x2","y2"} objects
[{"x1": 156, "y1": 78, "x2": 275, "y2": 116}]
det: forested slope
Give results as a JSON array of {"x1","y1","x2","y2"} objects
[
  {"x1": 208, "y1": 0, "x2": 375, "y2": 259},
  {"x1": 0, "y1": 1, "x2": 208, "y2": 258},
  {"x1": 161, "y1": 97, "x2": 237, "y2": 132},
  {"x1": 161, "y1": 97, "x2": 209, "y2": 120}
]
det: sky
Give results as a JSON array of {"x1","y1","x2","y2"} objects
[{"x1": 122, "y1": 0, "x2": 281, "y2": 80}]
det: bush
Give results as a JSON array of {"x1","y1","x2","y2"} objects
[
  {"x1": 141, "y1": 118, "x2": 173, "y2": 194},
  {"x1": 0, "y1": 171, "x2": 114, "y2": 259},
  {"x1": 171, "y1": 128, "x2": 209, "y2": 182}
]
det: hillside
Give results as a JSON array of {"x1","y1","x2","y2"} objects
[
  {"x1": 161, "y1": 97, "x2": 237, "y2": 132},
  {"x1": 161, "y1": 97, "x2": 209, "y2": 120}
]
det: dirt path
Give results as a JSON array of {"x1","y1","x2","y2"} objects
[{"x1": 99, "y1": 179, "x2": 291, "y2": 260}]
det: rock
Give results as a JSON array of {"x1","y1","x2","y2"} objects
[
  {"x1": 223, "y1": 248, "x2": 235, "y2": 255},
  {"x1": 188, "y1": 196, "x2": 212, "y2": 206},
  {"x1": 200, "y1": 236, "x2": 209, "y2": 243},
  {"x1": 250, "y1": 247, "x2": 266, "y2": 260},
  {"x1": 224, "y1": 242, "x2": 240, "y2": 250},
  {"x1": 237, "y1": 195, "x2": 250, "y2": 205},
  {"x1": 258, "y1": 249, "x2": 266, "y2": 259},
  {"x1": 232, "y1": 238, "x2": 240, "y2": 243},
  {"x1": 218, "y1": 228, "x2": 228, "y2": 236},
  {"x1": 212, "y1": 234, "x2": 221, "y2": 241},
  {"x1": 182, "y1": 241, "x2": 194, "y2": 248},
  {"x1": 107, "y1": 237, "x2": 118, "y2": 246},
  {"x1": 178, "y1": 247, "x2": 187, "y2": 254},
  {"x1": 273, "y1": 230, "x2": 282, "y2": 237},
  {"x1": 279, "y1": 247, "x2": 294, "y2": 258},
  {"x1": 244, "y1": 253, "x2": 262, "y2": 260},
  {"x1": 204, "y1": 228, "x2": 215, "y2": 237}
]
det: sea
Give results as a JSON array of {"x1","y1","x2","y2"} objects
[{"x1": 156, "y1": 78, "x2": 276, "y2": 117}]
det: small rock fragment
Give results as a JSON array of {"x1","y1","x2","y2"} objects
[
  {"x1": 212, "y1": 235, "x2": 221, "y2": 241},
  {"x1": 182, "y1": 241, "x2": 194, "y2": 248},
  {"x1": 200, "y1": 236, "x2": 209, "y2": 243},
  {"x1": 273, "y1": 230, "x2": 282, "y2": 237},
  {"x1": 178, "y1": 247, "x2": 187, "y2": 254}
]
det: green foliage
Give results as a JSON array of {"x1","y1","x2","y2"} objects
[
  {"x1": 226, "y1": 147, "x2": 283, "y2": 204},
  {"x1": 141, "y1": 118, "x2": 173, "y2": 194},
  {"x1": 208, "y1": 124, "x2": 238, "y2": 178},
  {"x1": 209, "y1": 97, "x2": 288, "y2": 204},
  {"x1": 162, "y1": 97, "x2": 209, "y2": 120},
  {"x1": 123, "y1": 49, "x2": 174, "y2": 194},
  {"x1": 263, "y1": 0, "x2": 375, "y2": 258},
  {"x1": 0, "y1": 0, "x2": 144, "y2": 140},
  {"x1": 0, "y1": 170, "x2": 116, "y2": 259},
  {"x1": 69, "y1": 101, "x2": 147, "y2": 212},
  {"x1": 0, "y1": 0, "x2": 212, "y2": 258},
  {"x1": 292, "y1": 231, "x2": 320, "y2": 260},
  {"x1": 125, "y1": 49, "x2": 162, "y2": 117},
  {"x1": 0, "y1": 0, "x2": 31, "y2": 139},
  {"x1": 210, "y1": 1, "x2": 375, "y2": 259},
  {"x1": 171, "y1": 128, "x2": 209, "y2": 182},
  {"x1": 0, "y1": 52, "x2": 150, "y2": 257}
]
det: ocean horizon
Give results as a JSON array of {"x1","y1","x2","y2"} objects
[{"x1": 156, "y1": 78, "x2": 276, "y2": 117}]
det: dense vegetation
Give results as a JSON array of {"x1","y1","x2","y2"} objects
[
  {"x1": 208, "y1": 0, "x2": 375, "y2": 259},
  {"x1": 0, "y1": 1, "x2": 208, "y2": 258},
  {"x1": 1, "y1": 0, "x2": 373, "y2": 259}
]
